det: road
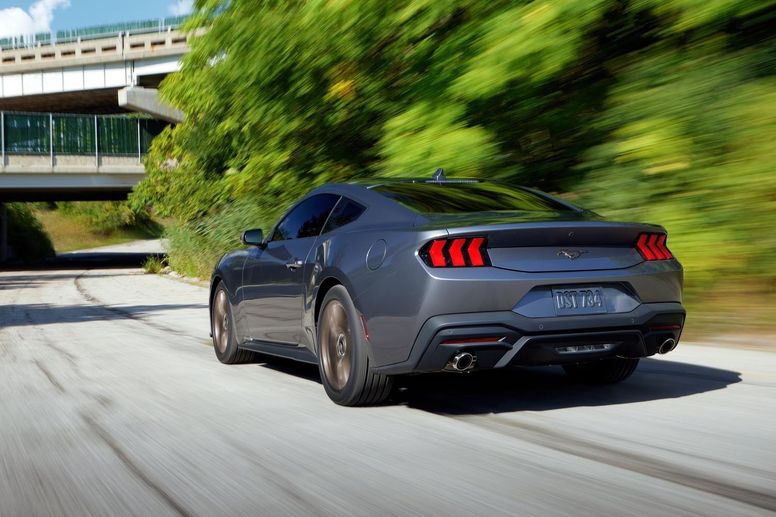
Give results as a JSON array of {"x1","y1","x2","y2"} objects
[{"x1": 1, "y1": 241, "x2": 775, "y2": 516}]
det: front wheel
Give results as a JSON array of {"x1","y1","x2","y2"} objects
[
  {"x1": 562, "y1": 357, "x2": 639, "y2": 384},
  {"x1": 211, "y1": 284, "x2": 254, "y2": 364},
  {"x1": 317, "y1": 285, "x2": 393, "y2": 406}
]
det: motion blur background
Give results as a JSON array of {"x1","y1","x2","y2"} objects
[{"x1": 8, "y1": 0, "x2": 776, "y2": 336}]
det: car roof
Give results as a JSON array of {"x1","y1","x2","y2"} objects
[
  {"x1": 306, "y1": 178, "x2": 493, "y2": 206},
  {"x1": 303, "y1": 178, "x2": 582, "y2": 225},
  {"x1": 353, "y1": 178, "x2": 485, "y2": 188}
]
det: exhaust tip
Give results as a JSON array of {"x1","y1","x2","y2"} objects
[
  {"x1": 447, "y1": 352, "x2": 476, "y2": 372},
  {"x1": 658, "y1": 338, "x2": 677, "y2": 355}
]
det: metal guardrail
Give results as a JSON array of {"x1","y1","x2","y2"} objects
[
  {"x1": 0, "y1": 111, "x2": 165, "y2": 164},
  {"x1": 0, "y1": 16, "x2": 187, "y2": 51}
]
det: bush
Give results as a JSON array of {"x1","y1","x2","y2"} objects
[
  {"x1": 164, "y1": 200, "x2": 267, "y2": 278},
  {"x1": 142, "y1": 255, "x2": 167, "y2": 274},
  {"x1": 56, "y1": 201, "x2": 162, "y2": 236},
  {"x1": 134, "y1": 0, "x2": 776, "y2": 311},
  {"x1": 4, "y1": 203, "x2": 55, "y2": 262}
]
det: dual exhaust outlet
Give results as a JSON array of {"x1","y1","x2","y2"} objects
[{"x1": 446, "y1": 338, "x2": 676, "y2": 371}]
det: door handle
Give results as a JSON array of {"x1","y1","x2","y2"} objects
[{"x1": 285, "y1": 259, "x2": 304, "y2": 270}]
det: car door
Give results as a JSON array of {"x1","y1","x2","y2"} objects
[{"x1": 240, "y1": 194, "x2": 340, "y2": 345}]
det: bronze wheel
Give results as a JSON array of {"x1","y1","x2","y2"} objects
[
  {"x1": 316, "y1": 285, "x2": 393, "y2": 406},
  {"x1": 319, "y1": 300, "x2": 353, "y2": 391},
  {"x1": 211, "y1": 283, "x2": 254, "y2": 364},
  {"x1": 212, "y1": 289, "x2": 230, "y2": 354}
]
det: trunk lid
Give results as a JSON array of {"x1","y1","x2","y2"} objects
[{"x1": 417, "y1": 212, "x2": 661, "y2": 273}]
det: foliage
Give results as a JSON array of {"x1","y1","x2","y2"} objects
[
  {"x1": 56, "y1": 201, "x2": 162, "y2": 236},
  {"x1": 163, "y1": 200, "x2": 266, "y2": 278},
  {"x1": 134, "y1": 0, "x2": 776, "y2": 312},
  {"x1": 142, "y1": 255, "x2": 167, "y2": 275},
  {"x1": 32, "y1": 205, "x2": 162, "y2": 253},
  {"x1": 579, "y1": 43, "x2": 776, "y2": 295},
  {"x1": 5, "y1": 203, "x2": 55, "y2": 262}
]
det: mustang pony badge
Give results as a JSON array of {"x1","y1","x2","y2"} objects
[{"x1": 557, "y1": 248, "x2": 589, "y2": 260}]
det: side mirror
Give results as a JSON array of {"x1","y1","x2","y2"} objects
[{"x1": 241, "y1": 229, "x2": 264, "y2": 247}]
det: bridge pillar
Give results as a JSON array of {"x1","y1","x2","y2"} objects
[
  {"x1": 118, "y1": 87, "x2": 184, "y2": 123},
  {"x1": 0, "y1": 202, "x2": 7, "y2": 263}
]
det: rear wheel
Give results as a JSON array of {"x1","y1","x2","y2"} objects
[
  {"x1": 211, "y1": 284, "x2": 254, "y2": 364},
  {"x1": 317, "y1": 285, "x2": 393, "y2": 406},
  {"x1": 562, "y1": 357, "x2": 639, "y2": 384}
]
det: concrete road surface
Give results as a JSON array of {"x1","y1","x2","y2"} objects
[{"x1": 1, "y1": 242, "x2": 775, "y2": 516}]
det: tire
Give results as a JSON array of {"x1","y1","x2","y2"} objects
[
  {"x1": 562, "y1": 357, "x2": 640, "y2": 384},
  {"x1": 211, "y1": 283, "x2": 254, "y2": 364},
  {"x1": 317, "y1": 285, "x2": 393, "y2": 406}
]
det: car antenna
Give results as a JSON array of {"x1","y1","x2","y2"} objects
[{"x1": 432, "y1": 168, "x2": 446, "y2": 182}]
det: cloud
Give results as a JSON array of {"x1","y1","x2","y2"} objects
[
  {"x1": 0, "y1": 0, "x2": 70, "y2": 39},
  {"x1": 168, "y1": 0, "x2": 194, "y2": 17}
]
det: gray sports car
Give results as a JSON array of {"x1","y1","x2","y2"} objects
[{"x1": 209, "y1": 173, "x2": 685, "y2": 406}]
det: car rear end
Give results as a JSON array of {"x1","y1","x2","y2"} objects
[{"x1": 355, "y1": 180, "x2": 685, "y2": 376}]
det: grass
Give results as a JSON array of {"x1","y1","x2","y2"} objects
[
  {"x1": 33, "y1": 207, "x2": 162, "y2": 253},
  {"x1": 142, "y1": 255, "x2": 167, "y2": 274},
  {"x1": 682, "y1": 290, "x2": 776, "y2": 343}
]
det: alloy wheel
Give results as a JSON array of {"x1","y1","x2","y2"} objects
[
  {"x1": 320, "y1": 300, "x2": 353, "y2": 391},
  {"x1": 213, "y1": 289, "x2": 230, "y2": 354}
]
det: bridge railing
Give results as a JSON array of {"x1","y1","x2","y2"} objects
[
  {"x1": 0, "y1": 111, "x2": 165, "y2": 163},
  {"x1": 0, "y1": 16, "x2": 187, "y2": 50}
]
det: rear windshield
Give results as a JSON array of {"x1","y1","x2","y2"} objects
[{"x1": 372, "y1": 182, "x2": 572, "y2": 213}]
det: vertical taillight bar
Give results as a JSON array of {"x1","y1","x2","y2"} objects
[
  {"x1": 467, "y1": 237, "x2": 486, "y2": 266},
  {"x1": 636, "y1": 233, "x2": 673, "y2": 261}
]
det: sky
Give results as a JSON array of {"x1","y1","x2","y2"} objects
[{"x1": 0, "y1": 0, "x2": 193, "y2": 38}]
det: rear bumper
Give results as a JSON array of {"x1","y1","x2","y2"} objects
[{"x1": 373, "y1": 302, "x2": 685, "y2": 375}]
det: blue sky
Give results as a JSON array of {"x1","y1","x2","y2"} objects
[{"x1": 0, "y1": 0, "x2": 192, "y2": 38}]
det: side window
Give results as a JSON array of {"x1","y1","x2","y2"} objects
[
  {"x1": 271, "y1": 194, "x2": 340, "y2": 242},
  {"x1": 322, "y1": 198, "x2": 366, "y2": 234}
]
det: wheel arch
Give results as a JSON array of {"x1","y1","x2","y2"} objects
[
  {"x1": 209, "y1": 275, "x2": 222, "y2": 307},
  {"x1": 315, "y1": 276, "x2": 343, "y2": 326},
  {"x1": 209, "y1": 274, "x2": 240, "y2": 324}
]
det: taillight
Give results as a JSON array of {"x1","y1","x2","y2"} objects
[
  {"x1": 636, "y1": 233, "x2": 673, "y2": 261},
  {"x1": 420, "y1": 237, "x2": 490, "y2": 267}
]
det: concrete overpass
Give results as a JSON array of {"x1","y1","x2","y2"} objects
[
  {"x1": 0, "y1": 19, "x2": 196, "y2": 261},
  {"x1": 0, "y1": 19, "x2": 192, "y2": 121},
  {"x1": 0, "y1": 109, "x2": 156, "y2": 261}
]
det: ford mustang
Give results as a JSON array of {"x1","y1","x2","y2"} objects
[{"x1": 210, "y1": 173, "x2": 685, "y2": 405}]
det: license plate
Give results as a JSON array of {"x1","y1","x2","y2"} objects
[{"x1": 552, "y1": 287, "x2": 607, "y2": 316}]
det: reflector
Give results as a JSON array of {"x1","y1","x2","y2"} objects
[{"x1": 441, "y1": 336, "x2": 504, "y2": 345}]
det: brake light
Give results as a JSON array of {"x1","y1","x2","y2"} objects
[
  {"x1": 449, "y1": 238, "x2": 466, "y2": 266},
  {"x1": 636, "y1": 233, "x2": 673, "y2": 261},
  {"x1": 428, "y1": 239, "x2": 447, "y2": 267},
  {"x1": 467, "y1": 237, "x2": 486, "y2": 266},
  {"x1": 420, "y1": 237, "x2": 490, "y2": 267}
]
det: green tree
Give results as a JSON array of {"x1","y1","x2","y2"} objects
[{"x1": 133, "y1": 0, "x2": 776, "y2": 318}]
